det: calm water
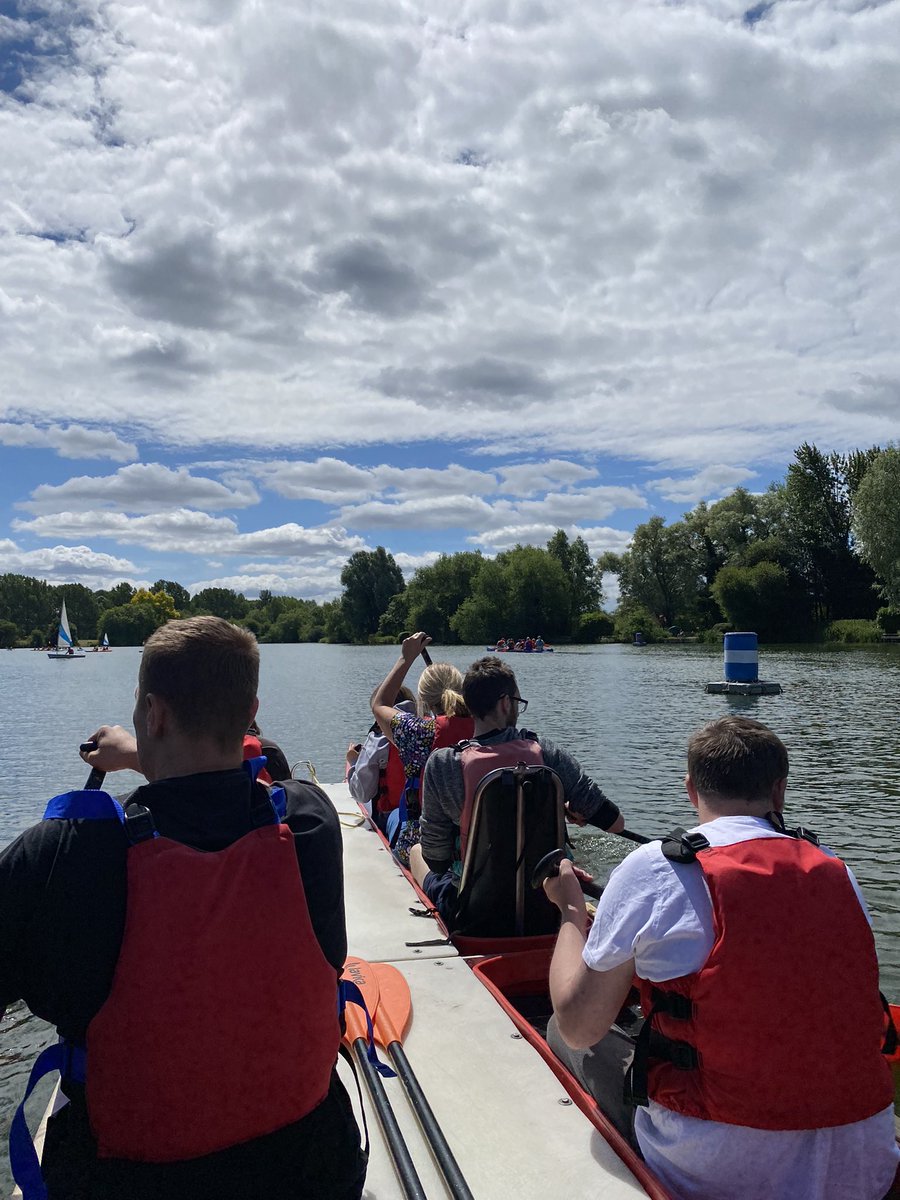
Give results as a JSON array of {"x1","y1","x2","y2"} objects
[{"x1": 1, "y1": 642, "x2": 898, "y2": 1184}]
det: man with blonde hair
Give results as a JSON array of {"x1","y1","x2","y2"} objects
[
  {"x1": 0, "y1": 616, "x2": 366, "y2": 1200},
  {"x1": 544, "y1": 715, "x2": 898, "y2": 1200}
]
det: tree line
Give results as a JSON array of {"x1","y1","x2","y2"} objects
[{"x1": 1, "y1": 443, "x2": 897, "y2": 648}]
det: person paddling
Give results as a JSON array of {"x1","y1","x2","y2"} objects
[
  {"x1": 0, "y1": 617, "x2": 366, "y2": 1200},
  {"x1": 543, "y1": 716, "x2": 899, "y2": 1200},
  {"x1": 409, "y1": 655, "x2": 624, "y2": 928},
  {"x1": 370, "y1": 633, "x2": 473, "y2": 865}
]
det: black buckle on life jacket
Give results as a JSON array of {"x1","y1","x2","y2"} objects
[
  {"x1": 793, "y1": 824, "x2": 819, "y2": 846},
  {"x1": 661, "y1": 828, "x2": 710, "y2": 864},
  {"x1": 766, "y1": 812, "x2": 820, "y2": 845},
  {"x1": 124, "y1": 805, "x2": 156, "y2": 845},
  {"x1": 657, "y1": 1037, "x2": 699, "y2": 1071},
  {"x1": 651, "y1": 987, "x2": 693, "y2": 1021}
]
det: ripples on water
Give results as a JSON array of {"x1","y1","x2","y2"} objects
[{"x1": 1, "y1": 642, "x2": 898, "y2": 1185}]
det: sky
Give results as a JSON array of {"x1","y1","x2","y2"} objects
[{"x1": 1, "y1": 0, "x2": 898, "y2": 605}]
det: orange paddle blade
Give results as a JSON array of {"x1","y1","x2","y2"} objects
[
  {"x1": 341, "y1": 956, "x2": 382, "y2": 1048},
  {"x1": 342, "y1": 995, "x2": 371, "y2": 1047},
  {"x1": 371, "y1": 962, "x2": 413, "y2": 1046}
]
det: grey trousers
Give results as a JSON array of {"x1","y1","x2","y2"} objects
[{"x1": 546, "y1": 1014, "x2": 639, "y2": 1147}]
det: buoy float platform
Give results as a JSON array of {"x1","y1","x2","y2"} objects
[{"x1": 706, "y1": 631, "x2": 782, "y2": 695}]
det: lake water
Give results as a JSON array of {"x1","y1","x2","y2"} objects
[{"x1": 1, "y1": 641, "x2": 898, "y2": 1186}]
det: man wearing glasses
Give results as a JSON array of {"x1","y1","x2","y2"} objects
[{"x1": 409, "y1": 655, "x2": 624, "y2": 926}]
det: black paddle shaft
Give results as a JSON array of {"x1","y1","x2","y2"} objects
[
  {"x1": 79, "y1": 741, "x2": 106, "y2": 790},
  {"x1": 353, "y1": 1039, "x2": 428, "y2": 1200},
  {"x1": 388, "y1": 1043, "x2": 474, "y2": 1200}
]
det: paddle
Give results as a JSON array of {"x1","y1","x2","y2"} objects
[
  {"x1": 370, "y1": 961, "x2": 474, "y2": 1200},
  {"x1": 79, "y1": 741, "x2": 106, "y2": 790},
  {"x1": 531, "y1": 847, "x2": 605, "y2": 900},
  {"x1": 341, "y1": 963, "x2": 427, "y2": 1200},
  {"x1": 399, "y1": 633, "x2": 432, "y2": 668}
]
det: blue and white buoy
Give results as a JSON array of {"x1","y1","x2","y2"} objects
[{"x1": 706, "y1": 631, "x2": 781, "y2": 695}]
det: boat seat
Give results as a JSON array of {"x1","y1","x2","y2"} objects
[{"x1": 453, "y1": 764, "x2": 566, "y2": 939}]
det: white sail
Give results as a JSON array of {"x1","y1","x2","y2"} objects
[
  {"x1": 101, "y1": 631, "x2": 109, "y2": 648},
  {"x1": 48, "y1": 596, "x2": 85, "y2": 657},
  {"x1": 58, "y1": 599, "x2": 74, "y2": 648}
]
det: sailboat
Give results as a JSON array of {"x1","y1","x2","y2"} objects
[
  {"x1": 99, "y1": 631, "x2": 111, "y2": 652},
  {"x1": 47, "y1": 598, "x2": 86, "y2": 659}
]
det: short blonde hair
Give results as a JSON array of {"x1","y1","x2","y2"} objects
[
  {"x1": 417, "y1": 662, "x2": 468, "y2": 718},
  {"x1": 139, "y1": 616, "x2": 259, "y2": 748}
]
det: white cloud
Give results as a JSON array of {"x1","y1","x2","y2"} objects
[
  {"x1": 2, "y1": 0, "x2": 900, "y2": 590},
  {"x1": 650, "y1": 464, "x2": 757, "y2": 505},
  {"x1": 0, "y1": 422, "x2": 137, "y2": 462},
  {"x1": 13, "y1": 509, "x2": 365, "y2": 559},
  {"x1": 0, "y1": 539, "x2": 137, "y2": 584},
  {"x1": 20, "y1": 464, "x2": 259, "y2": 515}
]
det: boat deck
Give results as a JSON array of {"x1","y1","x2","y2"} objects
[{"x1": 329, "y1": 781, "x2": 648, "y2": 1198}]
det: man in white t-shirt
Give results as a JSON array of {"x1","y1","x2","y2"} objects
[{"x1": 544, "y1": 715, "x2": 899, "y2": 1200}]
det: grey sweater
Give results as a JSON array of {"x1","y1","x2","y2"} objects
[{"x1": 420, "y1": 726, "x2": 619, "y2": 871}]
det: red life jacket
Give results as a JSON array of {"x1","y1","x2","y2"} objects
[
  {"x1": 243, "y1": 733, "x2": 273, "y2": 785},
  {"x1": 393, "y1": 714, "x2": 474, "y2": 830},
  {"x1": 85, "y1": 797, "x2": 340, "y2": 1162},
  {"x1": 458, "y1": 735, "x2": 543, "y2": 861},
  {"x1": 432, "y1": 714, "x2": 475, "y2": 753},
  {"x1": 376, "y1": 741, "x2": 407, "y2": 814},
  {"x1": 640, "y1": 834, "x2": 894, "y2": 1130}
]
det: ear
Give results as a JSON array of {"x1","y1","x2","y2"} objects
[
  {"x1": 770, "y1": 776, "x2": 787, "y2": 813},
  {"x1": 143, "y1": 692, "x2": 168, "y2": 738},
  {"x1": 249, "y1": 696, "x2": 260, "y2": 724},
  {"x1": 685, "y1": 773, "x2": 700, "y2": 812}
]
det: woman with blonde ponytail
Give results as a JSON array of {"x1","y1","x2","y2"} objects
[{"x1": 371, "y1": 633, "x2": 474, "y2": 864}]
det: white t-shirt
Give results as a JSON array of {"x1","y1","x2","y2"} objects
[{"x1": 583, "y1": 815, "x2": 899, "y2": 1200}]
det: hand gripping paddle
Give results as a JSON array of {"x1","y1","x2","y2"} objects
[
  {"x1": 79, "y1": 741, "x2": 106, "y2": 790},
  {"x1": 530, "y1": 848, "x2": 605, "y2": 900}
]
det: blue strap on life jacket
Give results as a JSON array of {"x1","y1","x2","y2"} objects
[
  {"x1": 43, "y1": 790, "x2": 126, "y2": 823},
  {"x1": 242, "y1": 757, "x2": 287, "y2": 822},
  {"x1": 9, "y1": 1039, "x2": 86, "y2": 1200},
  {"x1": 393, "y1": 775, "x2": 419, "y2": 844},
  {"x1": 339, "y1": 980, "x2": 395, "y2": 1078}
]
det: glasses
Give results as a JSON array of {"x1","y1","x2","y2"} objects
[{"x1": 505, "y1": 694, "x2": 528, "y2": 712}]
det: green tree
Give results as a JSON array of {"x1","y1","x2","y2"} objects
[
  {"x1": 852, "y1": 446, "x2": 900, "y2": 607},
  {"x1": 711, "y1": 561, "x2": 806, "y2": 642},
  {"x1": 322, "y1": 598, "x2": 351, "y2": 643},
  {"x1": 450, "y1": 547, "x2": 571, "y2": 643},
  {"x1": 379, "y1": 552, "x2": 485, "y2": 642},
  {"x1": 779, "y1": 443, "x2": 878, "y2": 622},
  {"x1": 547, "y1": 531, "x2": 602, "y2": 622},
  {"x1": 578, "y1": 611, "x2": 615, "y2": 641},
  {"x1": 99, "y1": 603, "x2": 159, "y2": 646},
  {"x1": 0, "y1": 573, "x2": 57, "y2": 637},
  {"x1": 191, "y1": 587, "x2": 249, "y2": 620},
  {"x1": 612, "y1": 602, "x2": 664, "y2": 643},
  {"x1": 131, "y1": 588, "x2": 179, "y2": 624},
  {"x1": 0, "y1": 619, "x2": 18, "y2": 648},
  {"x1": 614, "y1": 517, "x2": 699, "y2": 627},
  {"x1": 340, "y1": 548, "x2": 405, "y2": 641},
  {"x1": 152, "y1": 579, "x2": 190, "y2": 612},
  {"x1": 98, "y1": 581, "x2": 135, "y2": 609}
]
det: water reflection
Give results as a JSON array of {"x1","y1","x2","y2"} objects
[{"x1": 0, "y1": 640, "x2": 897, "y2": 1186}]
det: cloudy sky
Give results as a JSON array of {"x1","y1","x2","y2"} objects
[{"x1": 1, "y1": 0, "x2": 898, "y2": 602}]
